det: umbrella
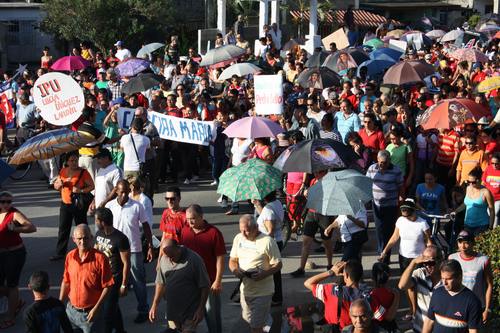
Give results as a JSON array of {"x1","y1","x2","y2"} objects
[
  {"x1": 357, "y1": 59, "x2": 394, "y2": 77},
  {"x1": 9, "y1": 129, "x2": 96, "y2": 165},
  {"x1": 363, "y1": 38, "x2": 384, "y2": 49},
  {"x1": 218, "y1": 62, "x2": 261, "y2": 81},
  {"x1": 369, "y1": 48, "x2": 402, "y2": 62},
  {"x1": 282, "y1": 38, "x2": 306, "y2": 51},
  {"x1": 305, "y1": 169, "x2": 373, "y2": 216},
  {"x1": 477, "y1": 76, "x2": 500, "y2": 93},
  {"x1": 449, "y1": 48, "x2": 489, "y2": 63},
  {"x1": 121, "y1": 73, "x2": 163, "y2": 95},
  {"x1": 416, "y1": 98, "x2": 491, "y2": 130},
  {"x1": 440, "y1": 29, "x2": 464, "y2": 42},
  {"x1": 51, "y1": 56, "x2": 89, "y2": 71},
  {"x1": 273, "y1": 139, "x2": 358, "y2": 173},
  {"x1": 477, "y1": 23, "x2": 500, "y2": 34},
  {"x1": 322, "y1": 49, "x2": 369, "y2": 73},
  {"x1": 296, "y1": 67, "x2": 342, "y2": 89},
  {"x1": 137, "y1": 42, "x2": 165, "y2": 58},
  {"x1": 475, "y1": 13, "x2": 500, "y2": 30},
  {"x1": 305, "y1": 50, "x2": 329, "y2": 68},
  {"x1": 199, "y1": 45, "x2": 245, "y2": 68},
  {"x1": 386, "y1": 29, "x2": 406, "y2": 38},
  {"x1": 426, "y1": 30, "x2": 446, "y2": 40},
  {"x1": 217, "y1": 158, "x2": 282, "y2": 201},
  {"x1": 383, "y1": 60, "x2": 435, "y2": 85},
  {"x1": 115, "y1": 58, "x2": 150, "y2": 77},
  {"x1": 223, "y1": 116, "x2": 283, "y2": 139}
]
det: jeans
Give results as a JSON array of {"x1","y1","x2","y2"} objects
[
  {"x1": 66, "y1": 303, "x2": 104, "y2": 333},
  {"x1": 130, "y1": 252, "x2": 148, "y2": 315},
  {"x1": 56, "y1": 203, "x2": 87, "y2": 256},
  {"x1": 205, "y1": 291, "x2": 222, "y2": 333},
  {"x1": 211, "y1": 154, "x2": 228, "y2": 183},
  {"x1": 372, "y1": 203, "x2": 398, "y2": 262},
  {"x1": 342, "y1": 238, "x2": 363, "y2": 262},
  {"x1": 102, "y1": 274, "x2": 125, "y2": 333}
]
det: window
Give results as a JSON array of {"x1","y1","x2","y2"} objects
[{"x1": 5, "y1": 20, "x2": 19, "y2": 45}]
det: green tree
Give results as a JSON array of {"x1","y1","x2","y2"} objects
[{"x1": 41, "y1": 0, "x2": 176, "y2": 53}]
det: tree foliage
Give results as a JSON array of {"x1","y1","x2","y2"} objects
[{"x1": 41, "y1": 0, "x2": 177, "y2": 52}]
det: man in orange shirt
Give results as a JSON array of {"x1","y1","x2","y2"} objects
[
  {"x1": 456, "y1": 137, "x2": 488, "y2": 185},
  {"x1": 59, "y1": 224, "x2": 114, "y2": 333}
]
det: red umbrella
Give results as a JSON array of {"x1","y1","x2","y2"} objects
[
  {"x1": 51, "y1": 56, "x2": 89, "y2": 71},
  {"x1": 417, "y1": 98, "x2": 490, "y2": 130},
  {"x1": 383, "y1": 60, "x2": 435, "y2": 85},
  {"x1": 449, "y1": 48, "x2": 489, "y2": 63}
]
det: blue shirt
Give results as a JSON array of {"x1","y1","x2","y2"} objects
[
  {"x1": 416, "y1": 183, "x2": 445, "y2": 215},
  {"x1": 16, "y1": 102, "x2": 38, "y2": 127},
  {"x1": 334, "y1": 112, "x2": 361, "y2": 144}
]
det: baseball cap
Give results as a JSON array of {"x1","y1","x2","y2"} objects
[
  {"x1": 472, "y1": 62, "x2": 481, "y2": 70},
  {"x1": 457, "y1": 230, "x2": 474, "y2": 242},
  {"x1": 94, "y1": 148, "x2": 112, "y2": 159},
  {"x1": 110, "y1": 97, "x2": 125, "y2": 107},
  {"x1": 114, "y1": 40, "x2": 123, "y2": 47},
  {"x1": 98, "y1": 68, "x2": 106, "y2": 74},
  {"x1": 400, "y1": 198, "x2": 416, "y2": 210}
]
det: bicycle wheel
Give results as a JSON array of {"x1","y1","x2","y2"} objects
[
  {"x1": 7, "y1": 156, "x2": 32, "y2": 181},
  {"x1": 281, "y1": 215, "x2": 292, "y2": 250}
]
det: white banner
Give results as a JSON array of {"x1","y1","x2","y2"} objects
[
  {"x1": 254, "y1": 74, "x2": 283, "y2": 115},
  {"x1": 389, "y1": 39, "x2": 408, "y2": 54},
  {"x1": 33, "y1": 72, "x2": 84, "y2": 126},
  {"x1": 116, "y1": 108, "x2": 216, "y2": 146}
]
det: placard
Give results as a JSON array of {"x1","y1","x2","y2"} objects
[
  {"x1": 254, "y1": 74, "x2": 283, "y2": 115},
  {"x1": 322, "y1": 28, "x2": 350, "y2": 50},
  {"x1": 33, "y1": 72, "x2": 84, "y2": 126},
  {"x1": 389, "y1": 39, "x2": 408, "y2": 54}
]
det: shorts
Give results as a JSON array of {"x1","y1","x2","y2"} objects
[
  {"x1": 240, "y1": 294, "x2": 272, "y2": 329},
  {"x1": 303, "y1": 211, "x2": 332, "y2": 240},
  {"x1": 0, "y1": 247, "x2": 26, "y2": 288},
  {"x1": 398, "y1": 254, "x2": 413, "y2": 274}
]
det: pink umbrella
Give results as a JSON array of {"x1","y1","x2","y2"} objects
[
  {"x1": 449, "y1": 48, "x2": 489, "y2": 63},
  {"x1": 223, "y1": 116, "x2": 284, "y2": 139},
  {"x1": 51, "y1": 56, "x2": 89, "y2": 71}
]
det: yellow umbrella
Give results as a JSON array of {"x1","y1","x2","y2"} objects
[
  {"x1": 386, "y1": 29, "x2": 406, "y2": 38},
  {"x1": 477, "y1": 76, "x2": 500, "y2": 93}
]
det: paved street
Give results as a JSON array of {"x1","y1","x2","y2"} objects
[{"x1": 0, "y1": 165, "x2": 409, "y2": 333}]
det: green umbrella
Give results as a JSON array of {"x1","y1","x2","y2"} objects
[
  {"x1": 217, "y1": 158, "x2": 282, "y2": 201},
  {"x1": 306, "y1": 169, "x2": 373, "y2": 216},
  {"x1": 364, "y1": 38, "x2": 384, "y2": 49}
]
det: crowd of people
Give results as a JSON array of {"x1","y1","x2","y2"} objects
[{"x1": 0, "y1": 12, "x2": 499, "y2": 333}]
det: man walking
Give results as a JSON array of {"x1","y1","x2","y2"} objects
[
  {"x1": 105, "y1": 180, "x2": 153, "y2": 323},
  {"x1": 59, "y1": 225, "x2": 114, "y2": 333},
  {"x1": 180, "y1": 204, "x2": 226, "y2": 333},
  {"x1": 159, "y1": 186, "x2": 186, "y2": 242},
  {"x1": 149, "y1": 238, "x2": 210, "y2": 332},
  {"x1": 229, "y1": 214, "x2": 282, "y2": 333},
  {"x1": 93, "y1": 148, "x2": 122, "y2": 211}
]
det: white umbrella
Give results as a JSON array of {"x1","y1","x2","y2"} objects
[
  {"x1": 218, "y1": 63, "x2": 262, "y2": 81},
  {"x1": 200, "y1": 45, "x2": 246, "y2": 68},
  {"x1": 440, "y1": 29, "x2": 464, "y2": 42},
  {"x1": 137, "y1": 43, "x2": 165, "y2": 58},
  {"x1": 426, "y1": 29, "x2": 446, "y2": 40}
]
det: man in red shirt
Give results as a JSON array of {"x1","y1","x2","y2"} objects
[
  {"x1": 482, "y1": 152, "x2": 500, "y2": 228},
  {"x1": 159, "y1": 186, "x2": 186, "y2": 242},
  {"x1": 180, "y1": 204, "x2": 226, "y2": 333}
]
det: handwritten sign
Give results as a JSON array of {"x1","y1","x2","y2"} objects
[
  {"x1": 254, "y1": 75, "x2": 283, "y2": 115},
  {"x1": 116, "y1": 108, "x2": 216, "y2": 146},
  {"x1": 33, "y1": 72, "x2": 84, "y2": 126}
]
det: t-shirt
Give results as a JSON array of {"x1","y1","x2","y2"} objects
[
  {"x1": 23, "y1": 297, "x2": 72, "y2": 333},
  {"x1": 436, "y1": 131, "x2": 458, "y2": 167},
  {"x1": 135, "y1": 193, "x2": 153, "y2": 228},
  {"x1": 336, "y1": 208, "x2": 368, "y2": 243},
  {"x1": 427, "y1": 286, "x2": 482, "y2": 333},
  {"x1": 482, "y1": 165, "x2": 500, "y2": 201},
  {"x1": 307, "y1": 110, "x2": 326, "y2": 128},
  {"x1": 94, "y1": 163, "x2": 122, "y2": 207},
  {"x1": 156, "y1": 247, "x2": 210, "y2": 324},
  {"x1": 120, "y1": 133, "x2": 150, "y2": 171},
  {"x1": 115, "y1": 48, "x2": 131, "y2": 61},
  {"x1": 416, "y1": 183, "x2": 445, "y2": 215},
  {"x1": 395, "y1": 216, "x2": 429, "y2": 258},
  {"x1": 416, "y1": 133, "x2": 437, "y2": 160},
  {"x1": 456, "y1": 149, "x2": 488, "y2": 184},
  {"x1": 386, "y1": 143, "x2": 412, "y2": 175},
  {"x1": 95, "y1": 228, "x2": 130, "y2": 276},
  {"x1": 229, "y1": 233, "x2": 281, "y2": 297},
  {"x1": 58, "y1": 168, "x2": 93, "y2": 205},
  {"x1": 411, "y1": 267, "x2": 441, "y2": 333},
  {"x1": 257, "y1": 200, "x2": 284, "y2": 242},
  {"x1": 159, "y1": 208, "x2": 186, "y2": 242}
]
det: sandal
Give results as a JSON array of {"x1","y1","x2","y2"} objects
[
  {"x1": 225, "y1": 209, "x2": 238, "y2": 216},
  {"x1": 0, "y1": 319, "x2": 15, "y2": 329}
]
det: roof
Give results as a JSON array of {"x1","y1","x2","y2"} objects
[
  {"x1": 290, "y1": 9, "x2": 403, "y2": 28},
  {"x1": 367, "y1": 2, "x2": 462, "y2": 8}
]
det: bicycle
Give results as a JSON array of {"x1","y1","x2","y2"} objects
[{"x1": 420, "y1": 212, "x2": 456, "y2": 257}]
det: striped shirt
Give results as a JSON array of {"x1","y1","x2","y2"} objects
[
  {"x1": 366, "y1": 163, "x2": 403, "y2": 207},
  {"x1": 436, "y1": 131, "x2": 458, "y2": 166},
  {"x1": 411, "y1": 268, "x2": 441, "y2": 333}
]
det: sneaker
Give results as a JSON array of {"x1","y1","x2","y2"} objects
[
  {"x1": 210, "y1": 180, "x2": 218, "y2": 186},
  {"x1": 290, "y1": 268, "x2": 305, "y2": 278},
  {"x1": 220, "y1": 199, "x2": 228, "y2": 208},
  {"x1": 183, "y1": 178, "x2": 191, "y2": 185},
  {"x1": 217, "y1": 195, "x2": 223, "y2": 203},
  {"x1": 191, "y1": 175, "x2": 199, "y2": 181}
]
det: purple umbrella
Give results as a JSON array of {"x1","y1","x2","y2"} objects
[
  {"x1": 51, "y1": 56, "x2": 89, "y2": 71},
  {"x1": 223, "y1": 116, "x2": 284, "y2": 139},
  {"x1": 114, "y1": 58, "x2": 150, "y2": 77}
]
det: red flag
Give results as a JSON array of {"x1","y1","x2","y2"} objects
[{"x1": 0, "y1": 89, "x2": 14, "y2": 124}]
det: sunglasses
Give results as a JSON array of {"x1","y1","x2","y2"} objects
[
  {"x1": 0, "y1": 200, "x2": 12, "y2": 204},
  {"x1": 465, "y1": 179, "x2": 479, "y2": 185},
  {"x1": 423, "y1": 260, "x2": 436, "y2": 267},
  {"x1": 165, "y1": 197, "x2": 177, "y2": 201},
  {"x1": 465, "y1": 141, "x2": 475, "y2": 145}
]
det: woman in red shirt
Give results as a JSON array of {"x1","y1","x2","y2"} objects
[
  {"x1": 482, "y1": 152, "x2": 500, "y2": 228},
  {"x1": 370, "y1": 262, "x2": 400, "y2": 330},
  {"x1": 0, "y1": 191, "x2": 36, "y2": 329}
]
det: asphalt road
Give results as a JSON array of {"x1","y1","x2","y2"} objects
[{"x1": 0, "y1": 165, "x2": 409, "y2": 333}]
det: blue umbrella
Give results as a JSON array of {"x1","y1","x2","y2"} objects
[
  {"x1": 115, "y1": 58, "x2": 150, "y2": 77},
  {"x1": 357, "y1": 59, "x2": 394, "y2": 77},
  {"x1": 370, "y1": 48, "x2": 402, "y2": 62}
]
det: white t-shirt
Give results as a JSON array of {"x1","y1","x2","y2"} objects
[
  {"x1": 94, "y1": 163, "x2": 122, "y2": 207},
  {"x1": 336, "y1": 208, "x2": 368, "y2": 243},
  {"x1": 396, "y1": 216, "x2": 430, "y2": 258},
  {"x1": 257, "y1": 200, "x2": 284, "y2": 242},
  {"x1": 416, "y1": 133, "x2": 437, "y2": 160},
  {"x1": 307, "y1": 110, "x2": 326, "y2": 129},
  {"x1": 105, "y1": 198, "x2": 148, "y2": 253},
  {"x1": 120, "y1": 133, "x2": 150, "y2": 171},
  {"x1": 135, "y1": 193, "x2": 153, "y2": 228},
  {"x1": 115, "y1": 48, "x2": 132, "y2": 61},
  {"x1": 230, "y1": 138, "x2": 253, "y2": 166}
]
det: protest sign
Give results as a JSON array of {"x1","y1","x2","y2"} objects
[
  {"x1": 33, "y1": 72, "x2": 84, "y2": 126},
  {"x1": 389, "y1": 39, "x2": 407, "y2": 54},
  {"x1": 322, "y1": 28, "x2": 349, "y2": 50},
  {"x1": 254, "y1": 75, "x2": 283, "y2": 115},
  {"x1": 117, "y1": 107, "x2": 136, "y2": 130}
]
